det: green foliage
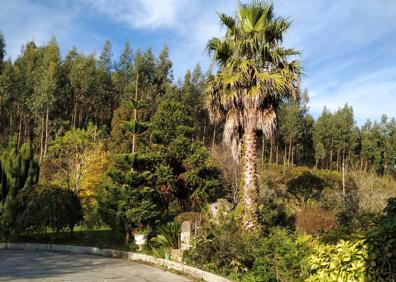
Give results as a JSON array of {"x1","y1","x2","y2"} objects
[
  {"x1": 47, "y1": 123, "x2": 102, "y2": 193},
  {"x1": 361, "y1": 116, "x2": 396, "y2": 175},
  {"x1": 186, "y1": 215, "x2": 310, "y2": 281},
  {"x1": 306, "y1": 198, "x2": 396, "y2": 282},
  {"x1": 99, "y1": 92, "x2": 161, "y2": 241},
  {"x1": 186, "y1": 217, "x2": 256, "y2": 274},
  {"x1": 278, "y1": 92, "x2": 314, "y2": 165},
  {"x1": 151, "y1": 99, "x2": 193, "y2": 145},
  {"x1": 0, "y1": 140, "x2": 39, "y2": 214},
  {"x1": 9, "y1": 186, "x2": 83, "y2": 234},
  {"x1": 0, "y1": 32, "x2": 5, "y2": 71},
  {"x1": 306, "y1": 239, "x2": 368, "y2": 282},
  {"x1": 313, "y1": 105, "x2": 360, "y2": 170},
  {"x1": 151, "y1": 222, "x2": 181, "y2": 249},
  {"x1": 98, "y1": 168, "x2": 162, "y2": 232},
  {"x1": 263, "y1": 164, "x2": 354, "y2": 215},
  {"x1": 150, "y1": 99, "x2": 224, "y2": 211}
]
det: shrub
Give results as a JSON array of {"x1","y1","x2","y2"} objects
[
  {"x1": 185, "y1": 213, "x2": 310, "y2": 281},
  {"x1": 185, "y1": 217, "x2": 256, "y2": 275},
  {"x1": 9, "y1": 186, "x2": 83, "y2": 234},
  {"x1": 258, "y1": 200, "x2": 294, "y2": 233},
  {"x1": 306, "y1": 238, "x2": 368, "y2": 282},
  {"x1": 306, "y1": 197, "x2": 396, "y2": 282},
  {"x1": 296, "y1": 205, "x2": 337, "y2": 235},
  {"x1": 245, "y1": 228, "x2": 311, "y2": 282}
]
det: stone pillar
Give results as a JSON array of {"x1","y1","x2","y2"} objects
[{"x1": 180, "y1": 221, "x2": 192, "y2": 250}]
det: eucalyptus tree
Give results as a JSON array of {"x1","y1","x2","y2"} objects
[
  {"x1": 34, "y1": 37, "x2": 61, "y2": 162},
  {"x1": 96, "y1": 40, "x2": 114, "y2": 127},
  {"x1": 205, "y1": 1, "x2": 301, "y2": 231},
  {"x1": 0, "y1": 32, "x2": 6, "y2": 72},
  {"x1": 64, "y1": 51, "x2": 97, "y2": 128}
]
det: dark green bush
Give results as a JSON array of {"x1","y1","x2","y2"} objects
[{"x1": 8, "y1": 186, "x2": 83, "y2": 235}]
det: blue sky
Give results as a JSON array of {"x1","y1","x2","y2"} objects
[{"x1": 1, "y1": 0, "x2": 396, "y2": 124}]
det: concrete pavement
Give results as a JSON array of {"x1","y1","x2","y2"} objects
[{"x1": 0, "y1": 250, "x2": 191, "y2": 282}]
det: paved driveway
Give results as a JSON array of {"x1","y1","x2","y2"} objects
[{"x1": 0, "y1": 250, "x2": 191, "y2": 282}]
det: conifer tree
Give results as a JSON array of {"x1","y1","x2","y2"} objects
[
  {"x1": 0, "y1": 139, "x2": 39, "y2": 214},
  {"x1": 100, "y1": 73, "x2": 160, "y2": 245}
]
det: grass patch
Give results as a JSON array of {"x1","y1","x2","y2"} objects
[{"x1": 5, "y1": 227, "x2": 130, "y2": 251}]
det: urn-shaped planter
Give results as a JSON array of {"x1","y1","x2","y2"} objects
[{"x1": 133, "y1": 233, "x2": 147, "y2": 249}]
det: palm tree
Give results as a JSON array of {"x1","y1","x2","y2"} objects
[{"x1": 205, "y1": 0, "x2": 302, "y2": 232}]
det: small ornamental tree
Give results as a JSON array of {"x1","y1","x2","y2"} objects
[
  {"x1": 99, "y1": 73, "x2": 161, "y2": 245},
  {"x1": 0, "y1": 139, "x2": 39, "y2": 214}
]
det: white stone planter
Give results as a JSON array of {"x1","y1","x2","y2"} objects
[{"x1": 133, "y1": 233, "x2": 147, "y2": 249}]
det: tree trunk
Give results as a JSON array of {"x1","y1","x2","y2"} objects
[
  {"x1": 17, "y1": 109, "x2": 22, "y2": 149},
  {"x1": 291, "y1": 146, "x2": 295, "y2": 166},
  {"x1": 202, "y1": 122, "x2": 206, "y2": 145},
  {"x1": 39, "y1": 113, "x2": 45, "y2": 164},
  {"x1": 73, "y1": 99, "x2": 77, "y2": 128},
  {"x1": 212, "y1": 124, "x2": 217, "y2": 148},
  {"x1": 125, "y1": 229, "x2": 130, "y2": 245},
  {"x1": 242, "y1": 128, "x2": 259, "y2": 232},
  {"x1": 44, "y1": 106, "x2": 49, "y2": 159},
  {"x1": 269, "y1": 137, "x2": 273, "y2": 164},
  {"x1": 288, "y1": 139, "x2": 292, "y2": 167},
  {"x1": 132, "y1": 72, "x2": 139, "y2": 154},
  {"x1": 261, "y1": 137, "x2": 265, "y2": 165}
]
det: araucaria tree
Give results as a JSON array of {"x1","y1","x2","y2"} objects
[{"x1": 205, "y1": 1, "x2": 301, "y2": 231}]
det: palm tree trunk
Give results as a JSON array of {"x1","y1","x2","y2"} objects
[
  {"x1": 261, "y1": 137, "x2": 265, "y2": 165},
  {"x1": 242, "y1": 128, "x2": 259, "y2": 232}
]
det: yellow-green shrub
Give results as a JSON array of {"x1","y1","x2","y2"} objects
[{"x1": 306, "y1": 239, "x2": 368, "y2": 282}]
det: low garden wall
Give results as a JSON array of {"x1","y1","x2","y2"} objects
[{"x1": 0, "y1": 242, "x2": 231, "y2": 282}]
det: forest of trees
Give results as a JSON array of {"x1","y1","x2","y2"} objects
[{"x1": 0, "y1": 33, "x2": 395, "y2": 177}]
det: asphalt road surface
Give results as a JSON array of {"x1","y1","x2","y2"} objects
[{"x1": 0, "y1": 250, "x2": 191, "y2": 282}]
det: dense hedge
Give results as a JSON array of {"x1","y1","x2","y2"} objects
[{"x1": 2, "y1": 186, "x2": 83, "y2": 236}]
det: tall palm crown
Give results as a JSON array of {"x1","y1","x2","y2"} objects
[
  {"x1": 206, "y1": 1, "x2": 301, "y2": 231},
  {"x1": 206, "y1": 1, "x2": 302, "y2": 159}
]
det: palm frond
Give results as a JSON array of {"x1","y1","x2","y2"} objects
[
  {"x1": 151, "y1": 222, "x2": 181, "y2": 249},
  {"x1": 218, "y1": 12, "x2": 236, "y2": 31}
]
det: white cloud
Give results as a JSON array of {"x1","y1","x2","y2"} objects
[
  {"x1": 79, "y1": 0, "x2": 188, "y2": 29},
  {"x1": 0, "y1": 0, "x2": 78, "y2": 60},
  {"x1": 78, "y1": 0, "x2": 234, "y2": 75}
]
